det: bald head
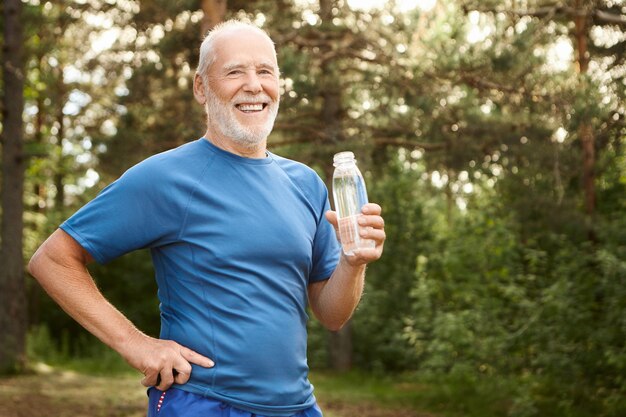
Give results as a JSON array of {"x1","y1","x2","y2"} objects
[{"x1": 196, "y1": 20, "x2": 278, "y2": 84}]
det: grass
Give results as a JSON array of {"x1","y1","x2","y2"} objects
[
  {"x1": 27, "y1": 325, "x2": 136, "y2": 376},
  {"x1": 4, "y1": 358, "x2": 619, "y2": 417},
  {"x1": 21, "y1": 328, "x2": 623, "y2": 417},
  {"x1": 312, "y1": 370, "x2": 626, "y2": 417},
  {"x1": 0, "y1": 366, "x2": 147, "y2": 417},
  {"x1": 310, "y1": 370, "x2": 516, "y2": 417},
  {"x1": 19, "y1": 333, "x2": 526, "y2": 417}
]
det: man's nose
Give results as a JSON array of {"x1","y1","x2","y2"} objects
[{"x1": 243, "y1": 71, "x2": 262, "y2": 93}]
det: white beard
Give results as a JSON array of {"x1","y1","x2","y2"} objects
[{"x1": 206, "y1": 89, "x2": 279, "y2": 149}]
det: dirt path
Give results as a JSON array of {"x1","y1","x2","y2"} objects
[
  {"x1": 0, "y1": 369, "x2": 145, "y2": 417},
  {"x1": 0, "y1": 368, "x2": 426, "y2": 417}
]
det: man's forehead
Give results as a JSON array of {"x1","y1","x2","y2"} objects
[
  {"x1": 211, "y1": 29, "x2": 278, "y2": 70},
  {"x1": 221, "y1": 60, "x2": 277, "y2": 70},
  {"x1": 213, "y1": 26, "x2": 274, "y2": 50}
]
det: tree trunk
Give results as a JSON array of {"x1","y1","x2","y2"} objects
[
  {"x1": 200, "y1": 0, "x2": 227, "y2": 36},
  {"x1": 54, "y1": 94, "x2": 65, "y2": 209},
  {"x1": 33, "y1": 92, "x2": 46, "y2": 213},
  {"x1": 573, "y1": 1, "x2": 596, "y2": 239},
  {"x1": 328, "y1": 325, "x2": 353, "y2": 371},
  {"x1": 579, "y1": 122, "x2": 595, "y2": 217},
  {"x1": 0, "y1": 0, "x2": 27, "y2": 374},
  {"x1": 318, "y1": 0, "x2": 352, "y2": 370}
]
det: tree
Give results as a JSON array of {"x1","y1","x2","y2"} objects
[
  {"x1": 21, "y1": 0, "x2": 140, "y2": 336},
  {"x1": 0, "y1": 0, "x2": 27, "y2": 374},
  {"x1": 201, "y1": 0, "x2": 227, "y2": 35},
  {"x1": 459, "y1": 0, "x2": 626, "y2": 237}
]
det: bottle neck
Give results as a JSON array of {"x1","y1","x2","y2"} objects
[
  {"x1": 333, "y1": 151, "x2": 356, "y2": 167},
  {"x1": 334, "y1": 160, "x2": 356, "y2": 168}
]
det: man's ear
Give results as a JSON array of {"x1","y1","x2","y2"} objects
[{"x1": 193, "y1": 73, "x2": 207, "y2": 105}]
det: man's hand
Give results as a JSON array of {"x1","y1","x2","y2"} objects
[
  {"x1": 123, "y1": 333, "x2": 214, "y2": 391},
  {"x1": 325, "y1": 203, "x2": 386, "y2": 266}
]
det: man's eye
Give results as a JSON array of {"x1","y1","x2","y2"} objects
[{"x1": 227, "y1": 70, "x2": 243, "y2": 76}]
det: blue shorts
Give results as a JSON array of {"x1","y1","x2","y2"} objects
[{"x1": 147, "y1": 388, "x2": 323, "y2": 417}]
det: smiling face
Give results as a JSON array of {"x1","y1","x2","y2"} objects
[{"x1": 196, "y1": 26, "x2": 280, "y2": 154}]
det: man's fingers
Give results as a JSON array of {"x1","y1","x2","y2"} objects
[
  {"x1": 174, "y1": 369, "x2": 190, "y2": 385},
  {"x1": 325, "y1": 210, "x2": 338, "y2": 229},
  {"x1": 360, "y1": 227, "x2": 386, "y2": 242},
  {"x1": 362, "y1": 203, "x2": 382, "y2": 215},
  {"x1": 141, "y1": 371, "x2": 158, "y2": 388},
  {"x1": 358, "y1": 215, "x2": 385, "y2": 229},
  {"x1": 352, "y1": 248, "x2": 382, "y2": 261},
  {"x1": 180, "y1": 346, "x2": 214, "y2": 368},
  {"x1": 145, "y1": 368, "x2": 187, "y2": 389},
  {"x1": 155, "y1": 369, "x2": 180, "y2": 387},
  {"x1": 156, "y1": 369, "x2": 176, "y2": 391}
]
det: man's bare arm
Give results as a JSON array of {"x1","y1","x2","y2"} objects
[
  {"x1": 28, "y1": 229, "x2": 213, "y2": 389},
  {"x1": 308, "y1": 203, "x2": 385, "y2": 331}
]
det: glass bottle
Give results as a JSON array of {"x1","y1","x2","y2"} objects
[{"x1": 332, "y1": 151, "x2": 375, "y2": 255}]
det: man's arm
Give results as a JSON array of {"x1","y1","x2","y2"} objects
[
  {"x1": 308, "y1": 203, "x2": 385, "y2": 331},
  {"x1": 28, "y1": 229, "x2": 213, "y2": 389}
]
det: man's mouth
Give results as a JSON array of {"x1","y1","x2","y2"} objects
[{"x1": 236, "y1": 103, "x2": 267, "y2": 113}]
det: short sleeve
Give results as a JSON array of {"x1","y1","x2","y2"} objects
[
  {"x1": 60, "y1": 162, "x2": 183, "y2": 264},
  {"x1": 308, "y1": 189, "x2": 340, "y2": 282}
]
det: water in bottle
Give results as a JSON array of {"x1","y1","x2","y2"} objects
[{"x1": 332, "y1": 151, "x2": 375, "y2": 255}]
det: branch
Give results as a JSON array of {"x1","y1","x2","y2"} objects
[
  {"x1": 594, "y1": 9, "x2": 626, "y2": 27},
  {"x1": 464, "y1": 3, "x2": 626, "y2": 27},
  {"x1": 269, "y1": 137, "x2": 317, "y2": 148},
  {"x1": 453, "y1": 72, "x2": 571, "y2": 107},
  {"x1": 373, "y1": 138, "x2": 446, "y2": 151},
  {"x1": 462, "y1": 3, "x2": 566, "y2": 18},
  {"x1": 270, "y1": 136, "x2": 446, "y2": 152},
  {"x1": 460, "y1": 74, "x2": 520, "y2": 93},
  {"x1": 273, "y1": 123, "x2": 329, "y2": 140},
  {"x1": 319, "y1": 49, "x2": 384, "y2": 66},
  {"x1": 505, "y1": 6, "x2": 573, "y2": 18}
]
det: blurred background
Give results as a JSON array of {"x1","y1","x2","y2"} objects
[{"x1": 1, "y1": 1, "x2": 625, "y2": 416}]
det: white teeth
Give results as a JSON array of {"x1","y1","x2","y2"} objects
[{"x1": 238, "y1": 103, "x2": 264, "y2": 112}]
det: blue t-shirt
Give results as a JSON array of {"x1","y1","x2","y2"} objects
[{"x1": 61, "y1": 138, "x2": 340, "y2": 417}]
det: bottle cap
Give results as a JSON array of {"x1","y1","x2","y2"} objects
[{"x1": 333, "y1": 151, "x2": 355, "y2": 166}]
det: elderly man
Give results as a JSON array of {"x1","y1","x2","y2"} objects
[{"x1": 29, "y1": 20, "x2": 385, "y2": 417}]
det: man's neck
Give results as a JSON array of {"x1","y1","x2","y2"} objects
[{"x1": 203, "y1": 131, "x2": 267, "y2": 159}]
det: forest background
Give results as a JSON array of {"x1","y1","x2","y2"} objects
[{"x1": 1, "y1": 1, "x2": 625, "y2": 416}]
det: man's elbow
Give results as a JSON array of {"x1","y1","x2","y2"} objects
[
  {"x1": 27, "y1": 247, "x2": 46, "y2": 280},
  {"x1": 28, "y1": 229, "x2": 90, "y2": 281},
  {"x1": 28, "y1": 241, "x2": 58, "y2": 282},
  {"x1": 321, "y1": 316, "x2": 350, "y2": 332},
  {"x1": 327, "y1": 323, "x2": 345, "y2": 332}
]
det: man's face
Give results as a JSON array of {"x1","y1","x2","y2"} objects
[{"x1": 204, "y1": 28, "x2": 280, "y2": 149}]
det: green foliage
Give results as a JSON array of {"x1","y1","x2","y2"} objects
[
  {"x1": 88, "y1": 250, "x2": 160, "y2": 338},
  {"x1": 402, "y1": 182, "x2": 626, "y2": 416},
  {"x1": 350, "y1": 152, "x2": 435, "y2": 372},
  {"x1": 27, "y1": 325, "x2": 134, "y2": 375},
  {"x1": 311, "y1": 370, "x2": 528, "y2": 417}
]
